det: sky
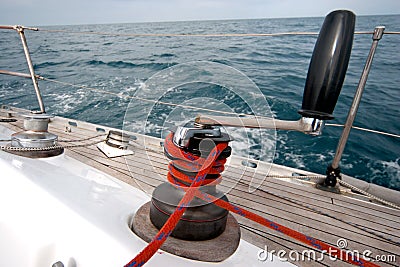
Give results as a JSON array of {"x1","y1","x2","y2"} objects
[{"x1": 1, "y1": 0, "x2": 399, "y2": 26}]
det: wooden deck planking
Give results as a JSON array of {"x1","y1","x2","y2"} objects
[
  {"x1": 2, "y1": 114, "x2": 400, "y2": 267},
  {"x1": 65, "y1": 139, "x2": 400, "y2": 231},
  {"x1": 66, "y1": 142, "x2": 400, "y2": 249}
]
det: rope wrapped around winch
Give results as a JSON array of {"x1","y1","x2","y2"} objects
[
  {"x1": 164, "y1": 132, "x2": 227, "y2": 187},
  {"x1": 124, "y1": 134, "x2": 228, "y2": 267}
]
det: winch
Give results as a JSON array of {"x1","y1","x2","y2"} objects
[
  {"x1": 96, "y1": 130, "x2": 134, "y2": 158},
  {"x1": 150, "y1": 126, "x2": 232, "y2": 240},
  {"x1": 131, "y1": 125, "x2": 241, "y2": 261},
  {"x1": 9, "y1": 113, "x2": 63, "y2": 158}
]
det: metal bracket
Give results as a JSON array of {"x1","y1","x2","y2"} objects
[
  {"x1": 96, "y1": 141, "x2": 134, "y2": 158},
  {"x1": 316, "y1": 165, "x2": 341, "y2": 193},
  {"x1": 172, "y1": 126, "x2": 221, "y2": 148}
]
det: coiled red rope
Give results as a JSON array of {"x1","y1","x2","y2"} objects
[
  {"x1": 164, "y1": 133, "x2": 227, "y2": 187},
  {"x1": 124, "y1": 134, "x2": 228, "y2": 267},
  {"x1": 125, "y1": 132, "x2": 380, "y2": 267}
]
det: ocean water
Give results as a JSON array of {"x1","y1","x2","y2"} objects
[{"x1": 0, "y1": 15, "x2": 399, "y2": 190}]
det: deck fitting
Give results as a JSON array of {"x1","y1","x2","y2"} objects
[
  {"x1": 316, "y1": 165, "x2": 342, "y2": 194},
  {"x1": 96, "y1": 130, "x2": 134, "y2": 158}
]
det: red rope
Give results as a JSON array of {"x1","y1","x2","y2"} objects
[
  {"x1": 124, "y1": 138, "x2": 228, "y2": 267},
  {"x1": 164, "y1": 133, "x2": 226, "y2": 187},
  {"x1": 125, "y1": 132, "x2": 381, "y2": 267}
]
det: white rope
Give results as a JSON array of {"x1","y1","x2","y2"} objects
[
  {"x1": 337, "y1": 179, "x2": 400, "y2": 210},
  {"x1": 266, "y1": 174, "x2": 400, "y2": 210},
  {"x1": 266, "y1": 174, "x2": 324, "y2": 180},
  {"x1": 326, "y1": 123, "x2": 400, "y2": 138}
]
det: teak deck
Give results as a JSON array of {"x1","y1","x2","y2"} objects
[{"x1": 2, "y1": 108, "x2": 399, "y2": 267}]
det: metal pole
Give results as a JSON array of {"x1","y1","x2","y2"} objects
[
  {"x1": 331, "y1": 26, "x2": 385, "y2": 169},
  {"x1": 0, "y1": 69, "x2": 42, "y2": 79},
  {"x1": 16, "y1": 26, "x2": 46, "y2": 113},
  {"x1": 0, "y1": 25, "x2": 15, "y2": 30}
]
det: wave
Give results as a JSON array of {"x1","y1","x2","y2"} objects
[
  {"x1": 86, "y1": 60, "x2": 176, "y2": 70},
  {"x1": 33, "y1": 61, "x2": 69, "y2": 69},
  {"x1": 158, "y1": 53, "x2": 176, "y2": 58}
]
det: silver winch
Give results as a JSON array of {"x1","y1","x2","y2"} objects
[
  {"x1": 12, "y1": 114, "x2": 57, "y2": 148},
  {"x1": 9, "y1": 113, "x2": 63, "y2": 158}
]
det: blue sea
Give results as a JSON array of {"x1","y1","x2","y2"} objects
[{"x1": 0, "y1": 15, "x2": 399, "y2": 190}]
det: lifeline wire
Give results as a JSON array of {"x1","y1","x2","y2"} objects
[
  {"x1": 326, "y1": 123, "x2": 400, "y2": 138},
  {"x1": 34, "y1": 28, "x2": 400, "y2": 37},
  {"x1": 39, "y1": 76, "x2": 250, "y2": 117},
  {"x1": 39, "y1": 76, "x2": 400, "y2": 139}
]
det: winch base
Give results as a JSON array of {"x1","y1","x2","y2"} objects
[{"x1": 131, "y1": 202, "x2": 240, "y2": 262}]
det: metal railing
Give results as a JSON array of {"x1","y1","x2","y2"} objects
[{"x1": 0, "y1": 25, "x2": 45, "y2": 113}]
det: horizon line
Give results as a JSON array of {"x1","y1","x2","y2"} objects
[{"x1": 6, "y1": 12, "x2": 399, "y2": 28}]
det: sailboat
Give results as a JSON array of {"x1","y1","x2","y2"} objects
[{"x1": 0, "y1": 10, "x2": 399, "y2": 267}]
